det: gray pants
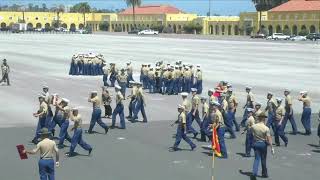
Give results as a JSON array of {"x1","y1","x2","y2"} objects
[{"x1": 0, "y1": 73, "x2": 10, "y2": 85}]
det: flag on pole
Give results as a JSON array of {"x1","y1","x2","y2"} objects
[{"x1": 212, "y1": 127, "x2": 222, "y2": 157}]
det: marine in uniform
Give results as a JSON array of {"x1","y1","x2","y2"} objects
[
  {"x1": 171, "y1": 105, "x2": 196, "y2": 151},
  {"x1": 132, "y1": 82, "x2": 148, "y2": 123},
  {"x1": 298, "y1": 91, "x2": 312, "y2": 135},
  {"x1": 87, "y1": 91, "x2": 109, "y2": 134},
  {"x1": 200, "y1": 96, "x2": 209, "y2": 142},
  {"x1": 126, "y1": 62, "x2": 134, "y2": 87},
  {"x1": 251, "y1": 112, "x2": 274, "y2": 179},
  {"x1": 222, "y1": 93, "x2": 236, "y2": 139},
  {"x1": 55, "y1": 98, "x2": 72, "y2": 148},
  {"x1": 283, "y1": 89, "x2": 297, "y2": 134},
  {"x1": 102, "y1": 64, "x2": 110, "y2": 87},
  {"x1": 126, "y1": 81, "x2": 138, "y2": 119},
  {"x1": 161, "y1": 68, "x2": 169, "y2": 94},
  {"x1": 117, "y1": 69, "x2": 128, "y2": 97},
  {"x1": 183, "y1": 67, "x2": 192, "y2": 93},
  {"x1": 102, "y1": 88, "x2": 112, "y2": 118},
  {"x1": 109, "y1": 63, "x2": 117, "y2": 87},
  {"x1": 254, "y1": 102, "x2": 263, "y2": 121},
  {"x1": 111, "y1": 85, "x2": 126, "y2": 129},
  {"x1": 241, "y1": 86, "x2": 255, "y2": 127},
  {"x1": 66, "y1": 108, "x2": 93, "y2": 157},
  {"x1": 195, "y1": 66, "x2": 202, "y2": 94},
  {"x1": 24, "y1": 128, "x2": 60, "y2": 180},
  {"x1": 226, "y1": 88, "x2": 240, "y2": 132},
  {"x1": 49, "y1": 94, "x2": 64, "y2": 137},
  {"x1": 190, "y1": 88, "x2": 202, "y2": 129},
  {"x1": 241, "y1": 108, "x2": 255, "y2": 157},
  {"x1": 154, "y1": 67, "x2": 162, "y2": 93},
  {"x1": 42, "y1": 86, "x2": 51, "y2": 128},
  {"x1": 211, "y1": 101, "x2": 228, "y2": 158},
  {"x1": 32, "y1": 94, "x2": 49, "y2": 144},
  {"x1": 0, "y1": 59, "x2": 10, "y2": 86},
  {"x1": 181, "y1": 92, "x2": 198, "y2": 138},
  {"x1": 274, "y1": 98, "x2": 288, "y2": 147},
  {"x1": 265, "y1": 92, "x2": 277, "y2": 132},
  {"x1": 147, "y1": 67, "x2": 155, "y2": 93}
]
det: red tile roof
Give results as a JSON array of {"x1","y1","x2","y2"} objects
[
  {"x1": 119, "y1": 5, "x2": 182, "y2": 15},
  {"x1": 270, "y1": 0, "x2": 320, "y2": 12}
]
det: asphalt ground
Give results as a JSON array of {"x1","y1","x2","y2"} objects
[{"x1": 0, "y1": 34, "x2": 319, "y2": 179}]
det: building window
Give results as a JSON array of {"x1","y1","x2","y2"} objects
[
  {"x1": 286, "y1": 14, "x2": 290, "y2": 20},
  {"x1": 44, "y1": 17, "x2": 47, "y2": 20},
  {"x1": 303, "y1": 13, "x2": 307, "y2": 20},
  {"x1": 278, "y1": 14, "x2": 282, "y2": 20},
  {"x1": 35, "y1": 17, "x2": 39, "y2": 20},
  {"x1": 294, "y1": 14, "x2": 298, "y2": 20},
  {"x1": 9, "y1": 17, "x2": 13, "y2": 20}
]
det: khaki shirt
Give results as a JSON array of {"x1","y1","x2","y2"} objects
[
  {"x1": 117, "y1": 74, "x2": 128, "y2": 83},
  {"x1": 71, "y1": 114, "x2": 82, "y2": 128},
  {"x1": 202, "y1": 102, "x2": 209, "y2": 118},
  {"x1": 192, "y1": 95, "x2": 200, "y2": 109},
  {"x1": 163, "y1": 71, "x2": 169, "y2": 79},
  {"x1": 266, "y1": 98, "x2": 277, "y2": 113},
  {"x1": 127, "y1": 65, "x2": 133, "y2": 74},
  {"x1": 102, "y1": 66, "x2": 109, "y2": 75},
  {"x1": 33, "y1": 138, "x2": 58, "y2": 159},
  {"x1": 174, "y1": 69, "x2": 182, "y2": 78},
  {"x1": 214, "y1": 110, "x2": 224, "y2": 127},
  {"x1": 252, "y1": 122, "x2": 271, "y2": 142},
  {"x1": 246, "y1": 92, "x2": 255, "y2": 106},
  {"x1": 254, "y1": 109, "x2": 263, "y2": 122},
  {"x1": 275, "y1": 106, "x2": 285, "y2": 121},
  {"x1": 222, "y1": 99, "x2": 228, "y2": 111},
  {"x1": 1, "y1": 64, "x2": 10, "y2": 74},
  {"x1": 39, "y1": 102, "x2": 48, "y2": 118},
  {"x1": 183, "y1": 70, "x2": 192, "y2": 78},
  {"x1": 182, "y1": 99, "x2": 191, "y2": 112},
  {"x1": 131, "y1": 86, "x2": 138, "y2": 97},
  {"x1": 148, "y1": 70, "x2": 155, "y2": 79},
  {"x1": 196, "y1": 71, "x2": 202, "y2": 80},
  {"x1": 247, "y1": 115, "x2": 255, "y2": 128},
  {"x1": 227, "y1": 94, "x2": 238, "y2": 109},
  {"x1": 102, "y1": 93, "x2": 112, "y2": 105},
  {"x1": 178, "y1": 111, "x2": 187, "y2": 125},
  {"x1": 116, "y1": 91, "x2": 124, "y2": 104},
  {"x1": 300, "y1": 96, "x2": 311, "y2": 108},
  {"x1": 142, "y1": 67, "x2": 149, "y2": 75},
  {"x1": 91, "y1": 96, "x2": 101, "y2": 109},
  {"x1": 63, "y1": 106, "x2": 71, "y2": 120},
  {"x1": 285, "y1": 95, "x2": 292, "y2": 112}
]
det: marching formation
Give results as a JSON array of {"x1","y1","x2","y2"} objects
[
  {"x1": 69, "y1": 53, "x2": 105, "y2": 76},
  {"x1": 8, "y1": 57, "x2": 317, "y2": 180}
]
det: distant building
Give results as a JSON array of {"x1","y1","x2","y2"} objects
[{"x1": 0, "y1": 0, "x2": 319, "y2": 35}]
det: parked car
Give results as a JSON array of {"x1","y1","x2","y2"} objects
[
  {"x1": 128, "y1": 29, "x2": 140, "y2": 34},
  {"x1": 251, "y1": 33, "x2": 266, "y2": 39},
  {"x1": 11, "y1": 23, "x2": 27, "y2": 33},
  {"x1": 306, "y1": 33, "x2": 320, "y2": 41},
  {"x1": 34, "y1": 28, "x2": 43, "y2": 32},
  {"x1": 266, "y1": 35, "x2": 273, "y2": 40},
  {"x1": 138, "y1": 29, "x2": 159, "y2": 35},
  {"x1": 290, "y1": 36, "x2": 307, "y2": 41},
  {"x1": 272, "y1": 33, "x2": 290, "y2": 40}
]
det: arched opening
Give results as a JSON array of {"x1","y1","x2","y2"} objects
[
  {"x1": 234, "y1": 25, "x2": 239, "y2": 35},
  {"x1": 310, "y1": 25, "x2": 316, "y2": 33},
  {"x1": 215, "y1": 25, "x2": 219, "y2": 35},
  {"x1": 36, "y1": 23, "x2": 42, "y2": 29},
  {"x1": 127, "y1": 24, "x2": 129, "y2": 31},
  {"x1": 79, "y1": 24, "x2": 84, "y2": 29},
  {"x1": 268, "y1": 25, "x2": 273, "y2": 35},
  {"x1": 178, "y1": 25, "x2": 182, "y2": 30},
  {"x1": 276, "y1": 25, "x2": 282, "y2": 33},
  {"x1": 228, "y1": 25, "x2": 232, "y2": 35},
  {"x1": 283, "y1": 25, "x2": 290, "y2": 35},
  {"x1": 147, "y1": 24, "x2": 150, "y2": 28},
  {"x1": 123, "y1": 24, "x2": 125, "y2": 32},
  {"x1": 209, "y1": 25, "x2": 213, "y2": 34},
  {"x1": 292, "y1": 25, "x2": 298, "y2": 36},
  {"x1": 168, "y1": 24, "x2": 172, "y2": 28},
  {"x1": 61, "y1": 23, "x2": 67, "y2": 29},
  {"x1": 221, "y1": 25, "x2": 225, "y2": 35},
  {"x1": 260, "y1": 25, "x2": 267, "y2": 35},
  {"x1": 44, "y1": 23, "x2": 50, "y2": 31},
  {"x1": 301, "y1": 25, "x2": 307, "y2": 31},
  {"x1": 300, "y1": 25, "x2": 308, "y2": 35},
  {"x1": 130, "y1": 24, "x2": 133, "y2": 30},
  {"x1": 27, "y1": 23, "x2": 33, "y2": 30},
  {"x1": 70, "y1": 23, "x2": 76, "y2": 32},
  {"x1": 173, "y1": 24, "x2": 177, "y2": 33}
]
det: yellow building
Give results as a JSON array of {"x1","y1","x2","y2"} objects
[{"x1": 0, "y1": 0, "x2": 319, "y2": 35}]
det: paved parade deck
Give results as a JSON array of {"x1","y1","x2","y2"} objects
[{"x1": 0, "y1": 34, "x2": 319, "y2": 179}]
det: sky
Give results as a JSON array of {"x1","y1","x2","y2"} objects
[{"x1": 0, "y1": 0, "x2": 256, "y2": 15}]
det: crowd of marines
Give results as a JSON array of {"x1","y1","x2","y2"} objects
[
  {"x1": 11, "y1": 58, "x2": 318, "y2": 180},
  {"x1": 69, "y1": 53, "x2": 105, "y2": 76}
]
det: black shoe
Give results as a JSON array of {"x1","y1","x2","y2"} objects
[
  {"x1": 191, "y1": 145, "x2": 196, "y2": 151},
  {"x1": 250, "y1": 175, "x2": 257, "y2": 180},
  {"x1": 110, "y1": 126, "x2": 115, "y2": 129},
  {"x1": 193, "y1": 132, "x2": 198, "y2": 138},
  {"x1": 88, "y1": 148, "x2": 93, "y2": 156},
  {"x1": 285, "y1": 142, "x2": 288, "y2": 147},
  {"x1": 104, "y1": 127, "x2": 109, "y2": 134},
  {"x1": 261, "y1": 174, "x2": 269, "y2": 178},
  {"x1": 126, "y1": 116, "x2": 132, "y2": 119},
  {"x1": 85, "y1": 130, "x2": 94, "y2": 134}
]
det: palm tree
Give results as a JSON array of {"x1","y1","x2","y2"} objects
[
  {"x1": 77, "y1": 2, "x2": 91, "y2": 28},
  {"x1": 125, "y1": 0, "x2": 142, "y2": 29},
  {"x1": 252, "y1": 0, "x2": 288, "y2": 33},
  {"x1": 52, "y1": 4, "x2": 65, "y2": 28}
]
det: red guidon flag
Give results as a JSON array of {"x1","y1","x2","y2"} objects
[{"x1": 212, "y1": 127, "x2": 222, "y2": 157}]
